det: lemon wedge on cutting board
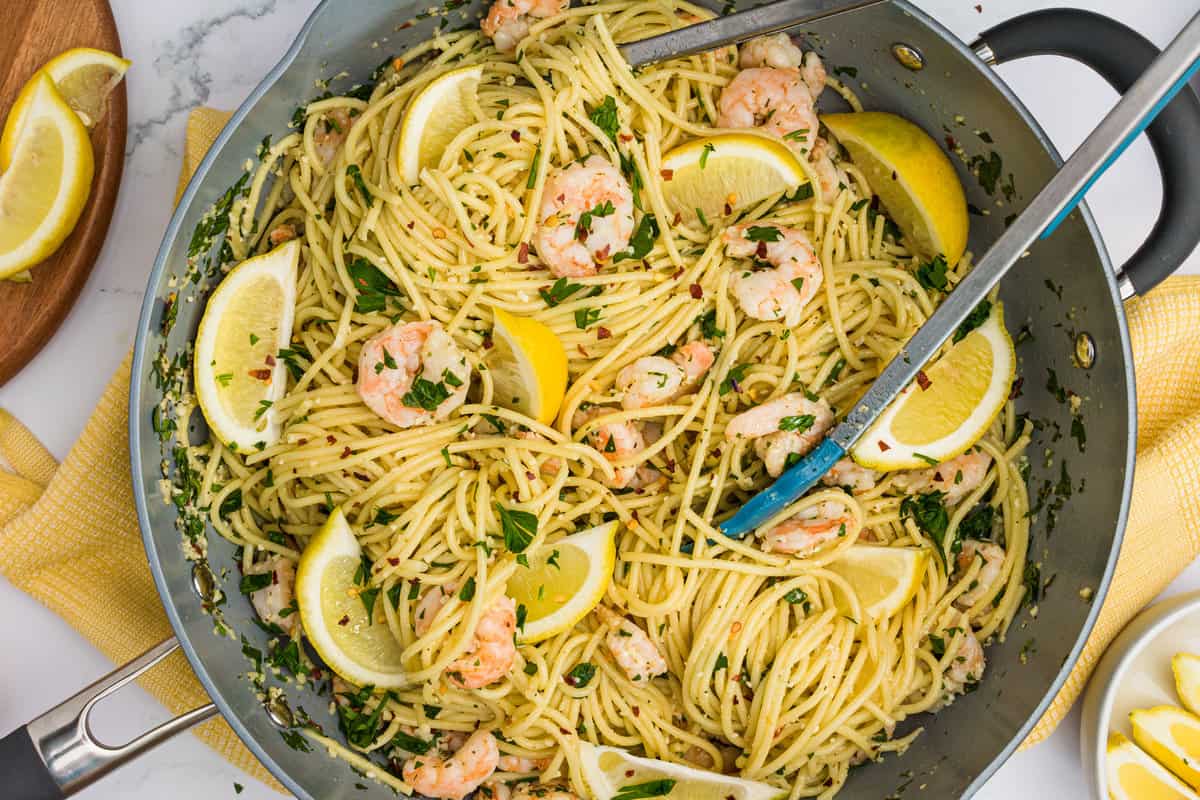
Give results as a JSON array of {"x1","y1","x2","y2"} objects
[
  {"x1": 487, "y1": 307, "x2": 568, "y2": 425},
  {"x1": 296, "y1": 507, "x2": 408, "y2": 688},
  {"x1": 579, "y1": 742, "x2": 786, "y2": 800},
  {"x1": 0, "y1": 73, "x2": 94, "y2": 280},
  {"x1": 660, "y1": 133, "x2": 810, "y2": 225},
  {"x1": 1107, "y1": 731, "x2": 1200, "y2": 800},
  {"x1": 827, "y1": 546, "x2": 928, "y2": 620},
  {"x1": 1, "y1": 47, "x2": 130, "y2": 168},
  {"x1": 1131, "y1": 706, "x2": 1200, "y2": 790},
  {"x1": 194, "y1": 240, "x2": 299, "y2": 451},
  {"x1": 1175, "y1": 653, "x2": 1200, "y2": 716},
  {"x1": 396, "y1": 64, "x2": 482, "y2": 184},
  {"x1": 852, "y1": 301, "x2": 1014, "y2": 470},
  {"x1": 507, "y1": 521, "x2": 617, "y2": 644},
  {"x1": 822, "y1": 111, "x2": 968, "y2": 266}
]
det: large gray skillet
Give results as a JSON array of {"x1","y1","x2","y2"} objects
[{"x1": 5, "y1": 1, "x2": 1200, "y2": 798}]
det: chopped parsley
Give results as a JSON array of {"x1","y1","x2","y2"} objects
[
  {"x1": 402, "y1": 377, "x2": 451, "y2": 411},
  {"x1": 699, "y1": 142, "x2": 715, "y2": 169},
  {"x1": 915, "y1": 254, "x2": 949, "y2": 292},
  {"x1": 539, "y1": 277, "x2": 585, "y2": 307},
  {"x1": 347, "y1": 165, "x2": 373, "y2": 208},
  {"x1": 745, "y1": 225, "x2": 782, "y2": 243},
  {"x1": 613, "y1": 214, "x2": 659, "y2": 263},
  {"x1": 719, "y1": 363, "x2": 750, "y2": 395},
  {"x1": 347, "y1": 257, "x2": 402, "y2": 314},
  {"x1": 778, "y1": 414, "x2": 815, "y2": 433},
  {"x1": 589, "y1": 95, "x2": 620, "y2": 143},
  {"x1": 953, "y1": 300, "x2": 992, "y2": 342},
  {"x1": 496, "y1": 503, "x2": 537, "y2": 553}
]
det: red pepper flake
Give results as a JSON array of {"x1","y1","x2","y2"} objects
[
  {"x1": 689, "y1": 283, "x2": 703, "y2": 299},
  {"x1": 577, "y1": 344, "x2": 590, "y2": 357},
  {"x1": 310, "y1": 667, "x2": 323, "y2": 679},
  {"x1": 632, "y1": 706, "x2": 640, "y2": 716},
  {"x1": 625, "y1": 770, "x2": 636, "y2": 778},
  {"x1": 660, "y1": 169, "x2": 674, "y2": 181},
  {"x1": 482, "y1": 335, "x2": 494, "y2": 349},
  {"x1": 597, "y1": 327, "x2": 612, "y2": 340},
  {"x1": 878, "y1": 440, "x2": 891, "y2": 451},
  {"x1": 525, "y1": 471, "x2": 536, "y2": 480},
  {"x1": 619, "y1": 133, "x2": 633, "y2": 142},
  {"x1": 1009, "y1": 376, "x2": 1024, "y2": 399},
  {"x1": 916, "y1": 370, "x2": 931, "y2": 390},
  {"x1": 672, "y1": 212, "x2": 683, "y2": 226},
  {"x1": 248, "y1": 369, "x2": 271, "y2": 381},
  {"x1": 723, "y1": 202, "x2": 733, "y2": 215},
  {"x1": 755, "y1": 241, "x2": 768, "y2": 259},
  {"x1": 511, "y1": 130, "x2": 521, "y2": 142},
  {"x1": 387, "y1": 557, "x2": 400, "y2": 566},
  {"x1": 265, "y1": 354, "x2": 276, "y2": 367},
  {"x1": 341, "y1": 446, "x2": 352, "y2": 459},
  {"x1": 517, "y1": 242, "x2": 529, "y2": 263},
  {"x1": 338, "y1": 614, "x2": 350, "y2": 626},
  {"x1": 325, "y1": 435, "x2": 336, "y2": 444},
  {"x1": 630, "y1": 509, "x2": 639, "y2": 521},
  {"x1": 353, "y1": 471, "x2": 370, "y2": 481},
  {"x1": 945, "y1": 134, "x2": 958, "y2": 151},
  {"x1": 671, "y1": 267, "x2": 684, "y2": 280},
  {"x1": 594, "y1": 244, "x2": 611, "y2": 262},
  {"x1": 406, "y1": 220, "x2": 415, "y2": 230},
  {"x1": 298, "y1": 438, "x2": 308, "y2": 445}
]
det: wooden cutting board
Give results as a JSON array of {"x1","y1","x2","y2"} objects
[{"x1": 0, "y1": 0, "x2": 127, "y2": 387}]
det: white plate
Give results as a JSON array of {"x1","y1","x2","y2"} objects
[{"x1": 1080, "y1": 590, "x2": 1200, "y2": 796}]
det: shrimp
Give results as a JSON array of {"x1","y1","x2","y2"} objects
[
  {"x1": 717, "y1": 57, "x2": 825, "y2": 153},
  {"x1": 616, "y1": 341, "x2": 714, "y2": 409},
  {"x1": 761, "y1": 500, "x2": 853, "y2": 556},
  {"x1": 512, "y1": 784, "x2": 579, "y2": 800},
  {"x1": 244, "y1": 556, "x2": 296, "y2": 633},
  {"x1": 482, "y1": 0, "x2": 569, "y2": 52},
  {"x1": 356, "y1": 321, "x2": 471, "y2": 429},
  {"x1": 267, "y1": 222, "x2": 298, "y2": 247},
  {"x1": 478, "y1": 784, "x2": 511, "y2": 800},
  {"x1": 596, "y1": 606, "x2": 668, "y2": 682},
  {"x1": 497, "y1": 754, "x2": 552, "y2": 773},
  {"x1": 724, "y1": 393, "x2": 835, "y2": 477},
  {"x1": 739, "y1": 33, "x2": 805, "y2": 70},
  {"x1": 954, "y1": 540, "x2": 1006, "y2": 609},
  {"x1": 402, "y1": 729, "x2": 499, "y2": 800},
  {"x1": 414, "y1": 586, "x2": 518, "y2": 688},
  {"x1": 941, "y1": 628, "x2": 986, "y2": 696},
  {"x1": 809, "y1": 136, "x2": 847, "y2": 199},
  {"x1": 534, "y1": 156, "x2": 635, "y2": 278},
  {"x1": 447, "y1": 595, "x2": 518, "y2": 689},
  {"x1": 515, "y1": 430, "x2": 563, "y2": 476},
  {"x1": 722, "y1": 224, "x2": 823, "y2": 327},
  {"x1": 573, "y1": 407, "x2": 646, "y2": 489},
  {"x1": 314, "y1": 108, "x2": 353, "y2": 165},
  {"x1": 821, "y1": 458, "x2": 878, "y2": 494},
  {"x1": 893, "y1": 451, "x2": 992, "y2": 507}
]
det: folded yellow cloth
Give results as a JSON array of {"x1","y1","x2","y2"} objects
[{"x1": 0, "y1": 107, "x2": 1197, "y2": 790}]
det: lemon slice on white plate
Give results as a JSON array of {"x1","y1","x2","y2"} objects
[
  {"x1": 660, "y1": 133, "x2": 810, "y2": 225},
  {"x1": 487, "y1": 307, "x2": 569, "y2": 425},
  {"x1": 822, "y1": 111, "x2": 969, "y2": 266},
  {"x1": 194, "y1": 240, "x2": 299, "y2": 451},
  {"x1": 396, "y1": 64, "x2": 483, "y2": 184},
  {"x1": 0, "y1": 73, "x2": 94, "y2": 280},
  {"x1": 852, "y1": 301, "x2": 1014, "y2": 470},
  {"x1": 1107, "y1": 731, "x2": 1200, "y2": 800},
  {"x1": 296, "y1": 507, "x2": 408, "y2": 688},
  {"x1": 1175, "y1": 653, "x2": 1200, "y2": 716},
  {"x1": 507, "y1": 521, "x2": 617, "y2": 644},
  {"x1": 579, "y1": 742, "x2": 786, "y2": 800},
  {"x1": 827, "y1": 546, "x2": 928, "y2": 620},
  {"x1": 1, "y1": 47, "x2": 130, "y2": 169},
  {"x1": 1131, "y1": 706, "x2": 1200, "y2": 790}
]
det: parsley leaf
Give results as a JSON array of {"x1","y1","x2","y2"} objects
[
  {"x1": 745, "y1": 225, "x2": 782, "y2": 243},
  {"x1": 778, "y1": 414, "x2": 815, "y2": 432},
  {"x1": 900, "y1": 492, "x2": 953, "y2": 569},
  {"x1": 915, "y1": 255, "x2": 949, "y2": 292},
  {"x1": 613, "y1": 214, "x2": 659, "y2": 263},
  {"x1": 402, "y1": 377, "x2": 450, "y2": 411},
  {"x1": 954, "y1": 300, "x2": 992, "y2": 342},
  {"x1": 589, "y1": 96, "x2": 620, "y2": 144},
  {"x1": 496, "y1": 503, "x2": 537, "y2": 553},
  {"x1": 539, "y1": 277, "x2": 585, "y2": 307}
]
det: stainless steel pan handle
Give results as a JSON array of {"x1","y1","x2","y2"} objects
[
  {"x1": 0, "y1": 638, "x2": 218, "y2": 799},
  {"x1": 972, "y1": 9, "x2": 1200, "y2": 299}
]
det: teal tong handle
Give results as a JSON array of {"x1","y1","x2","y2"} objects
[{"x1": 720, "y1": 11, "x2": 1200, "y2": 539}]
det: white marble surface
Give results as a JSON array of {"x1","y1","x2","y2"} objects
[{"x1": 1, "y1": 0, "x2": 1198, "y2": 797}]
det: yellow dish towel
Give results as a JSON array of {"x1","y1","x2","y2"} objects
[{"x1": 0, "y1": 108, "x2": 1197, "y2": 790}]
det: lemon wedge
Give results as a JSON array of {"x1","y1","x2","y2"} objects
[
  {"x1": 487, "y1": 307, "x2": 568, "y2": 425},
  {"x1": 0, "y1": 73, "x2": 94, "y2": 280},
  {"x1": 194, "y1": 240, "x2": 299, "y2": 451},
  {"x1": 296, "y1": 507, "x2": 408, "y2": 688},
  {"x1": 827, "y1": 546, "x2": 928, "y2": 620},
  {"x1": 1107, "y1": 731, "x2": 1200, "y2": 800},
  {"x1": 852, "y1": 301, "x2": 1014, "y2": 470},
  {"x1": 396, "y1": 64, "x2": 482, "y2": 184},
  {"x1": 1131, "y1": 706, "x2": 1200, "y2": 790},
  {"x1": 507, "y1": 521, "x2": 617, "y2": 644},
  {"x1": 579, "y1": 742, "x2": 785, "y2": 800},
  {"x1": 1174, "y1": 654, "x2": 1200, "y2": 716},
  {"x1": 660, "y1": 133, "x2": 810, "y2": 225},
  {"x1": 822, "y1": 111, "x2": 968, "y2": 266},
  {"x1": 1, "y1": 47, "x2": 130, "y2": 169}
]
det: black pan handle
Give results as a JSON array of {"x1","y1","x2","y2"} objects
[
  {"x1": 973, "y1": 8, "x2": 1200, "y2": 297},
  {"x1": 0, "y1": 638, "x2": 218, "y2": 798}
]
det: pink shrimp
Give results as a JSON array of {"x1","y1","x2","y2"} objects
[
  {"x1": 942, "y1": 628, "x2": 986, "y2": 696},
  {"x1": 809, "y1": 136, "x2": 847, "y2": 199},
  {"x1": 761, "y1": 500, "x2": 853, "y2": 556},
  {"x1": 314, "y1": 108, "x2": 354, "y2": 166},
  {"x1": 402, "y1": 729, "x2": 499, "y2": 800},
  {"x1": 573, "y1": 406, "x2": 646, "y2": 489},
  {"x1": 414, "y1": 586, "x2": 518, "y2": 689},
  {"x1": 954, "y1": 540, "x2": 1006, "y2": 609},
  {"x1": 724, "y1": 392, "x2": 835, "y2": 477},
  {"x1": 244, "y1": 556, "x2": 296, "y2": 633},
  {"x1": 821, "y1": 457, "x2": 878, "y2": 494},
  {"x1": 534, "y1": 156, "x2": 635, "y2": 278},
  {"x1": 482, "y1": 0, "x2": 570, "y2": 52},
  {"x1": 722, "y1": 223, "x2": 824, "y2": 326},
  {"x1": 267, "y1": 222, "x2": 298, "y2": 246},
  {"x1": 893, "y1": 451, "x2": 992, "y2": 507},
  {"x1": 596, "y1": 606, "x2": 668, "y2": 682},
  {"x1": 616, "y1": 341, "x2": 714, "y2": 409},
  {"x1": 497, "y1": 753, "x2": 552, "y2": 773},
  {"x1": 717, "y1": 55, "x2": 825, "y2": 153},
  {"x1": 356, "y1": 321, "x2": 471, "y2": 429}
]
